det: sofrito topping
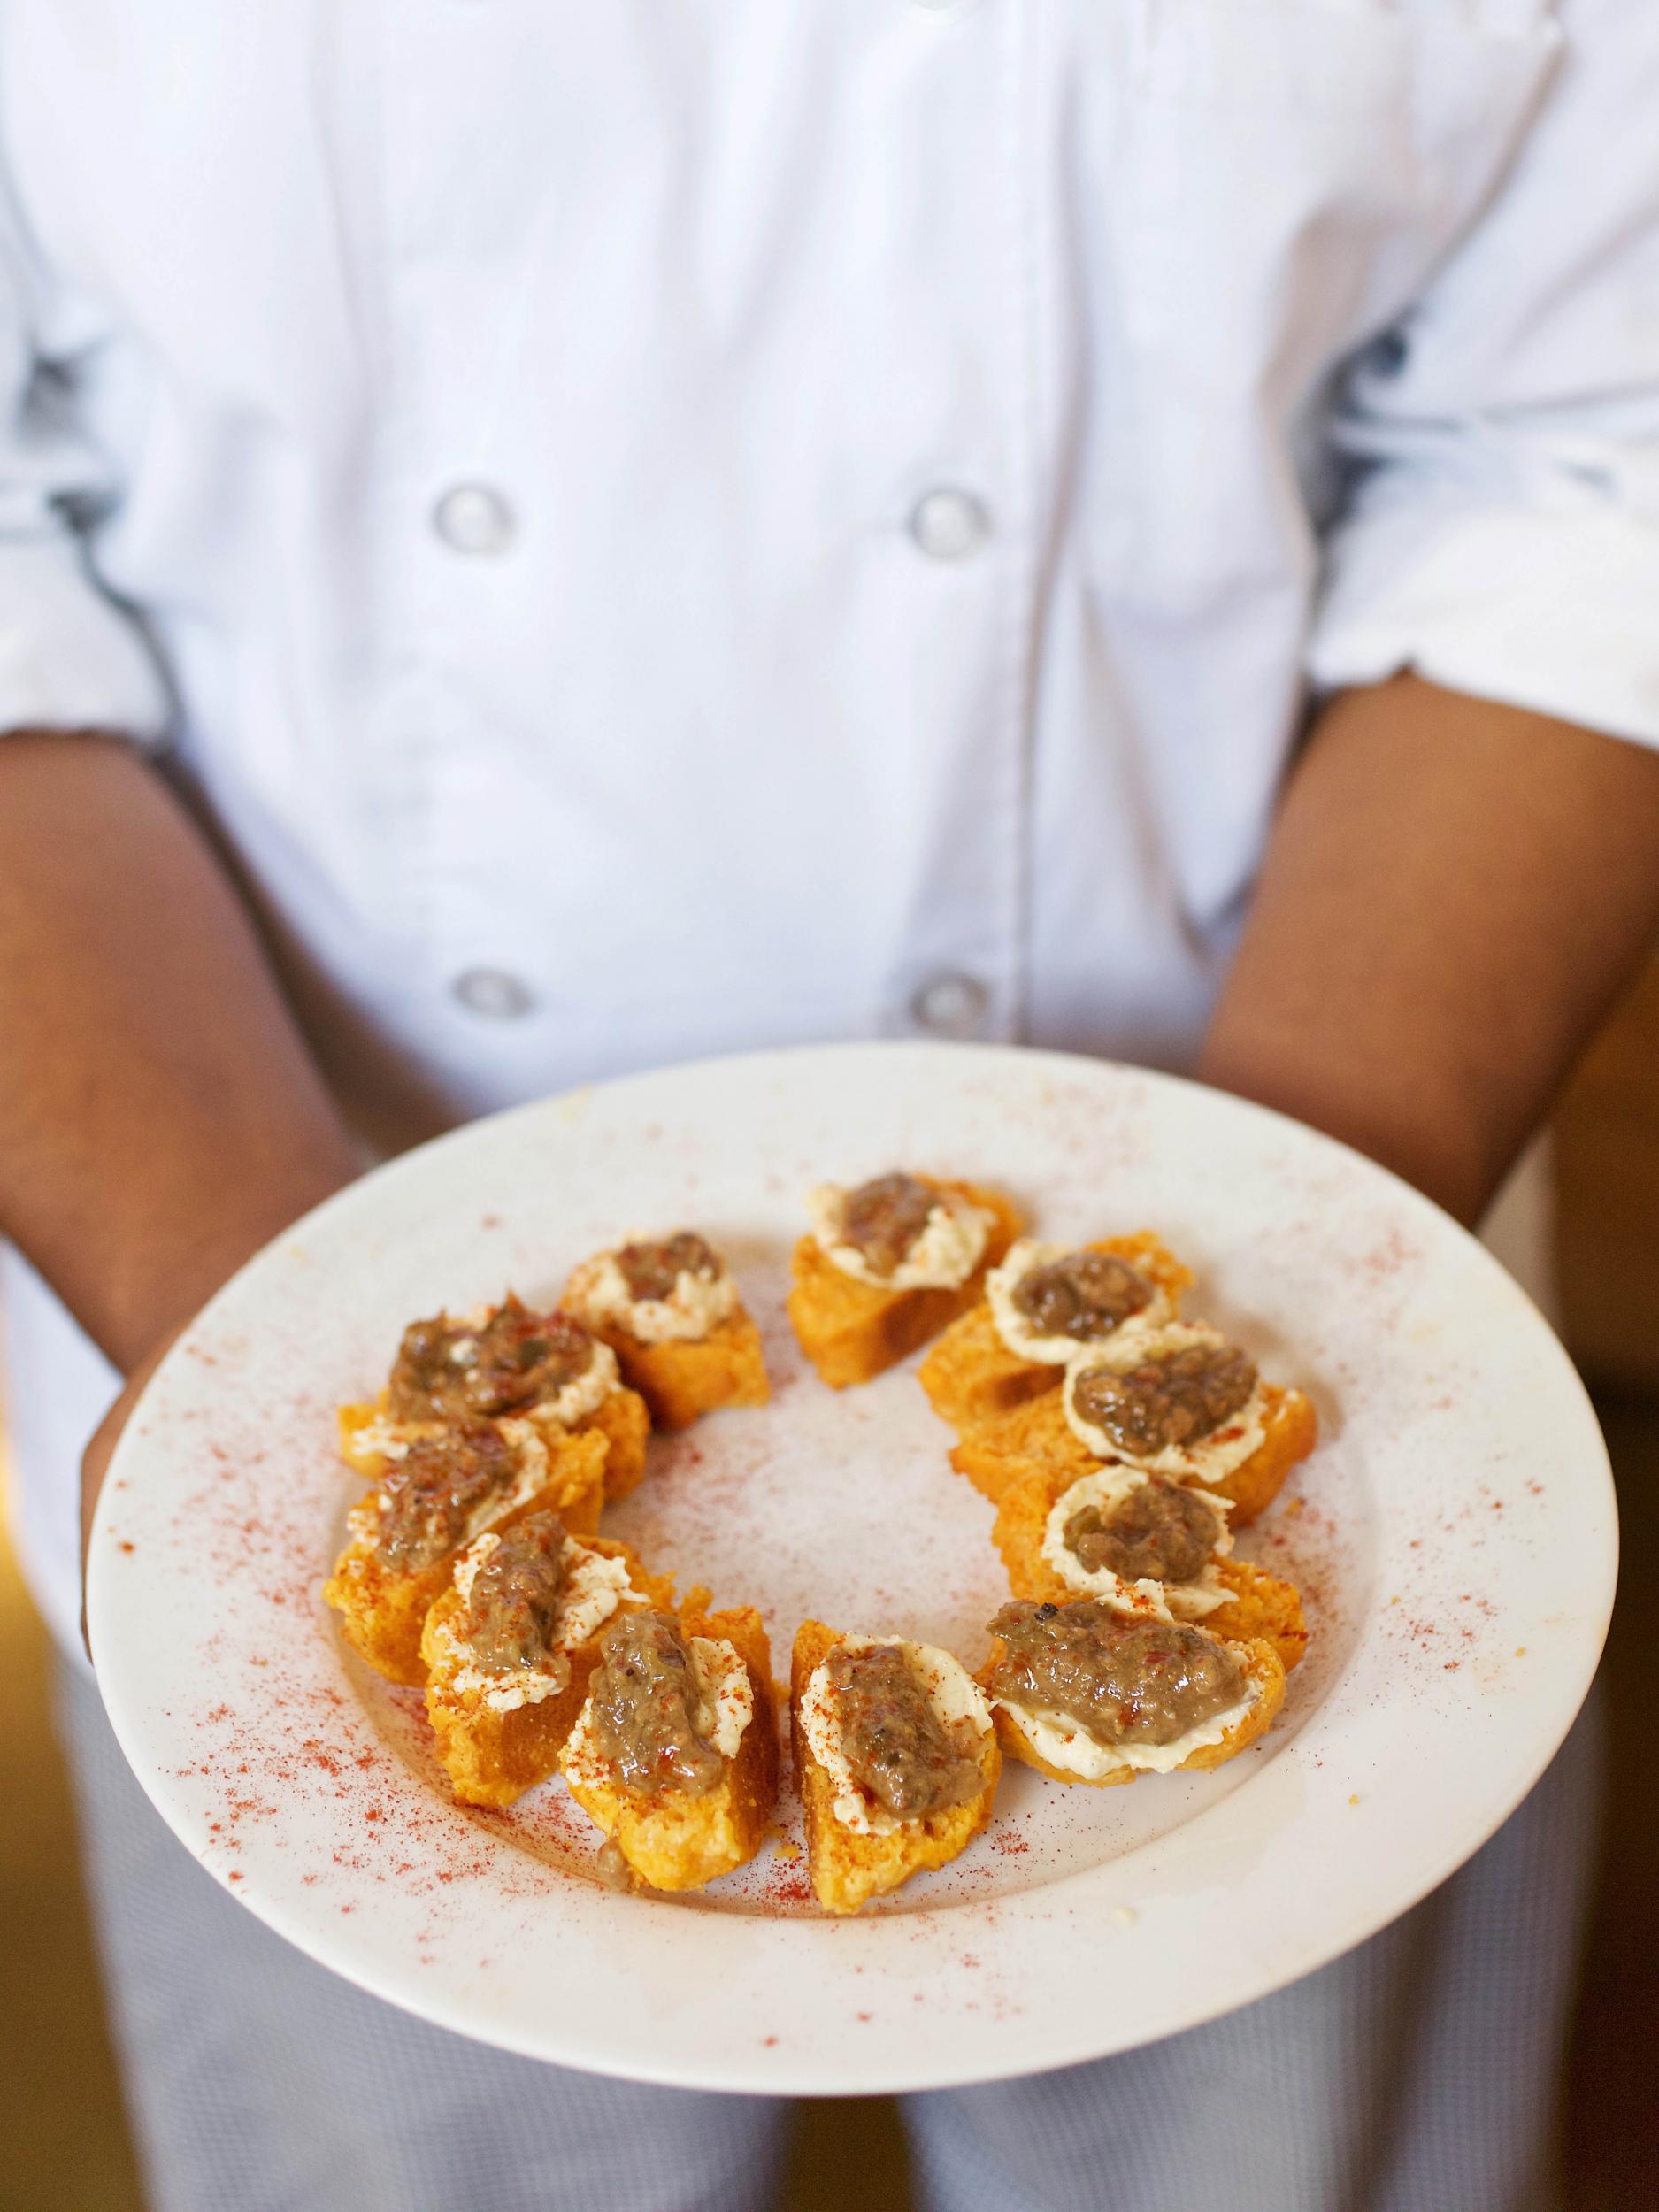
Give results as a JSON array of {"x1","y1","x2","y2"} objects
[
  {"x1": 826, "y1": 1641, "x2": 984, "y2": 1820},
  {"x1": 1064, "y1": 1477, "x2": 1220, "y2": 1584},
  {"x1": 587, "y1": 1609, "x2": 725, "y2": 1799},
  {"x1": 388, "y1": 1294, "x2": 595, "y2": 1421},
  {"x1": 615, "y1": 1231, "x2": 721, "y2": 1304},
  {"x1": 988, "y1": 1600, "x2": 1246, "y2": 1748},
  {"x1": 375, "y1": 1423, "x2": 518, "y2": 1574},
  {"x1": 464, "y1": 1510, "x2": 569, "y2": 1674},
  {"x1": 1072, "y1": 1341, "x2": 1257, "y2": 1457},
  {"x1": 840, "y1": 1172, "x2": 938, "y2": 1279},
  {"x1": 1011, "y1": 1249, "x2": 1153, "y2": 1342}
]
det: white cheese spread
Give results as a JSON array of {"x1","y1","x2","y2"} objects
[
  {"x1": 1040, "y1": 1466, "x2": 1232, "y2": 1620},
  {"x1": 345, "y1": 1410, "x2": 414, "y2": 1469},
  {"x1": 565, "y1": 1245, "x2": 739, "y2": 1345},
  {"x1": 995, "y1": 1671, "x2": 1260, "y2": 1781},
  {"x1": 807, "y1": 1183, "x2": 992, "y2": 1291},
  {"x1": 798, "y1": 1634, "x2": 993, "y2": 1836},
  {"x1": 985, "y1": 1238, "x2": 1175, "y2": 1364},
  {"x1": 434, "y1": 1531, "x2": 639, "y2": 1712},
  {"x1": 692, "y1": 1635, "x2": 756, "y2": 1762},
  {"x1": 1062, "y1": 1321, "x2": 1269, "y2": 1483}
]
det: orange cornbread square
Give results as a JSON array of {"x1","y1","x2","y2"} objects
[
  {"x1": 322, "y1": 1427, "x2": 607, "y2": 1686},
  {"x1": 789, "y1": 1618, "x2": 1001, "y2": 1916},
  {"x1": 984, "y1": 1622, "x2": 1285, "y2": 1788},
  {"x1": 951, "y1": 1378, "x2": 1317, "y2": 1525},
  {"x1": 337, "y1": 1381, "x2": 649, "y2": 1503},
  {"x1": 918, "y1": 1230, "x2": 1194, "y2": 1433},
  {"x1": 989, "y1": 1464, "x2": 1308, "y2": 1673},
  {"x1": 420, "y1": 1538, "x2": 680, "y2": 1809},
  {"x1": 561, "y1": 1606, "x2": 780, "y2": 1892},
  {"x1": 787, "y1": 1179, "x2": 1023, "y2": 1389}
]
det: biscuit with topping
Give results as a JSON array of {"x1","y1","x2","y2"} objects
[
  {"x1": 324, "y1": 1417, "x2": 606, "y2": 1685},
  {"x1": 420, "y1": 1516, "x2": 681, "y2": 1808},
  {"x1": 951, "y1": 1323, "x2": 1317, "y2": 1525},
  {"x1": 979, "y1": 1598, "x2": 1285, "y2": 1789},
  {"x1": 560, "y1": 1603, "x2": 779, "y2": 1892},
  {"x1": 337, "y1": 1294, "x2": 651, "y2": 1502},
  {"x1": 790, "y1": 1618, "x2": 1002, "y2": 1914},
  {"x1": 787, "y1": 1173, "x2": 1023, "y2": 1389},
  {"x1": 991, "y1": 1462, "x2": 1307, "y2": 1671},
  {"x1": 563, "y1": 1231, "x2": 770, "y2": 1432},
  {"x1": 918, "y1": 1231, "x2": 1193, "y2": 1433}
]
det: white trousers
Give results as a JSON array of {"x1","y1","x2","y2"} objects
[{"x1": 60, "y1": 1660, "x2": 1598, "y2": 2212}]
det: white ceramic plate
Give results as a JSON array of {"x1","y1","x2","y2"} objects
[{"x1": 88, "y1": 1041, "x2": 1615, "y2": 2094}]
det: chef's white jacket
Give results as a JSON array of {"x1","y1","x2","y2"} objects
[{"x1": 3, "y1": 0, "x2": 1658, "y2": 1650}]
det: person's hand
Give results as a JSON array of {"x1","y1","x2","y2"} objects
[{"x1": 79, "y1": 1321, "x2": 192, "y2": 1658}]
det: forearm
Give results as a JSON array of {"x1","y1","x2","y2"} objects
[
  {"x1": 1198, "y1": 674, "x2": 1659, "y2": 1225},
  {"x1": 0, "y1": 732, "x2": 360, "y2": 1371}
]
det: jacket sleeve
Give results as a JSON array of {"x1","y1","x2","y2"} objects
[
  {"x1": 0, "y1": 157, "x2": 168, "y2": 741},
  {"x1": 1307, "y1": 0, "x2": 1659, "y2": 751}
]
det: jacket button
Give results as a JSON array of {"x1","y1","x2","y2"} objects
[
  {"x1": 909, "y1": 488, "x2": 991, "y2": 562},
  {"x1": 452, "y1": 966, "x2": 535, "y2": 1018},
  {"x1": 433, "y1": 483, "x2": 516, "y2": 556},
  {"x1": 911, "y1": 972, "x2": 989, "y2": 1038}
]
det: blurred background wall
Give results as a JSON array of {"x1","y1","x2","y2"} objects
[{"x1": 4, "y1": 957, "x2": 1657, "y2": 2212}]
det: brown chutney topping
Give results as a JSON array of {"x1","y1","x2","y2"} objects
[
  {"x1": 1072, "y1": 1341, "x2": 1257, "y2": 1457},
  {"x1": 587, "y1": 1609, "x2": 725, "y2": 1798},
  {"x1": 375, "y1": 1423, "x2": 518, "y2": 1575},
  {"x1": 826, "y1": 1642, "x2": 984, "y2": 1820},
  {"x1": 1065, "y1": 1477, "x2": 1220, "y2": 1584},
  {"x1": 840, "y1": 1172, "x2": 938, "y2": 1279},
  {"x1": 615, "y1": 1231, "x2": 720, "y2": 1304},
  {"x1": 1011, "y1": 1249, "x2": 1153, "y2": 1342},
  {"x1": 988, "y1": 1600, "x2": 1247, "y2": 1749},
  {"x1": 388, "y1": 1294, "x2": 595, "y2": 1422},
  {"x1": 465, "y1": 1509, "x2": 570, "y2": 1674}
]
